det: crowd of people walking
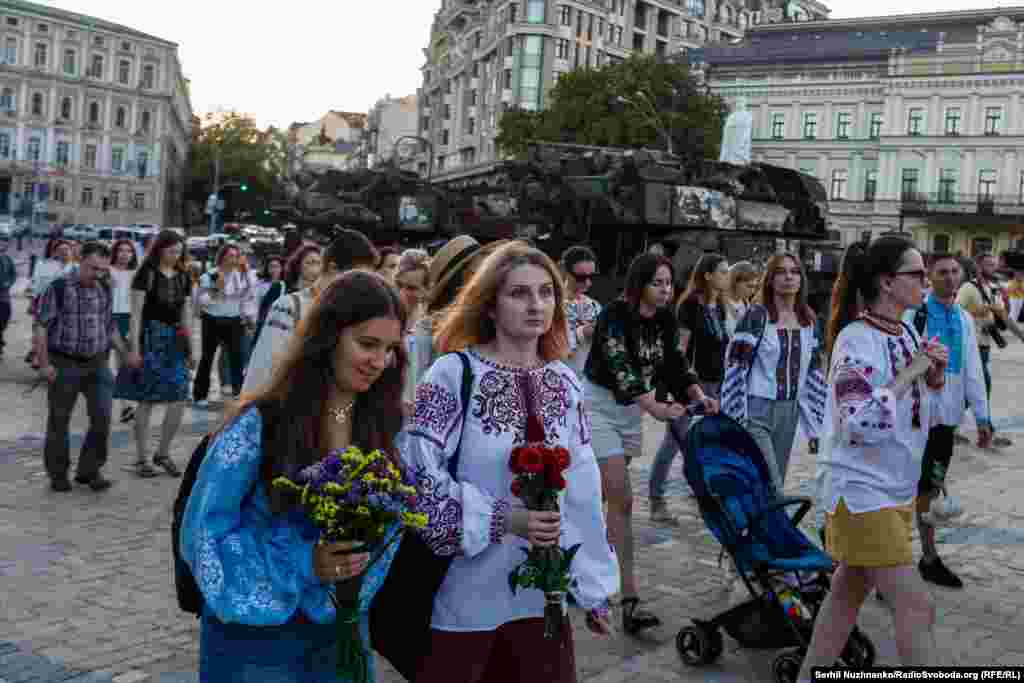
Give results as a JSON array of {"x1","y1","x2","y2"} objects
[{"x1": 12, "y1": 222, "x2": 1020, "y2": 680}]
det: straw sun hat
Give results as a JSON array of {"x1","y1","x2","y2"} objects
[{"x1": 427, "y1": 235, "x2": 481, "y2": 307}]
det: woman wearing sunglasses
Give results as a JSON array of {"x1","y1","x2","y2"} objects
[{"x1": 561, "y1": 245, "x2": 601, "y2": 379}]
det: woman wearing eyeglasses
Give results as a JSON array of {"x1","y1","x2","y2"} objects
[
  {"x1": 798, "y1": 236, "x2": 946, "y2": 678},
  {"x1": 561, "y1": 245, "x2": 601, "y2": 379}
]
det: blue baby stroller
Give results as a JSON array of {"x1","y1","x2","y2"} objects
[{"x1": 670, "y1": 413, "x2": 875, "y2": 682}]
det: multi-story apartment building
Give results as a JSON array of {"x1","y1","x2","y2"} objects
[
  {"x1": 694, "y1": 8, "x2": 1024, "y2": 254},
  {"x1": 0, "y1": 0, "x2": 191, "y2": 227},
  {"x1": 418, "y1": 0, "x2": 828, "y2": 181}
]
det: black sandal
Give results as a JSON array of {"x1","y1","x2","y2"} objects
[
  {"x1": 621, "y1": 597, "x2": 661, "y2": 635},
  {"x1": 120, "y1": 406, "x2": 135, "y2": 423},
  {"x1": 153, "y1": 455, "x2": 181, "y2": 478},
  {"x1": 136, "y1": 461, "x2": 159, "y2": 478}
]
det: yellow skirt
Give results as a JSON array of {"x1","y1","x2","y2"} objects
[{"x1": 825, "y1": 498, "x2": 914, "y2": 568}]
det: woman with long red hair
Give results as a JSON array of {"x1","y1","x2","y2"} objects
[{"x1": 721, "y1": 251, "x2": 827, "y2": 492}]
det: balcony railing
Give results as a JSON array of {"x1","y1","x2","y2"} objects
[{"x1": 900, "y1": 191, "x2": 1024, "y2": 217}]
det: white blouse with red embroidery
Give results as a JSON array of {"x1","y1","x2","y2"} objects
[
  {"x1": 819, "y1": 318, "x2": 940, "y2": 515},
  {"x1": 396, "y1": 348, "x2": 619, "y2": 632}
]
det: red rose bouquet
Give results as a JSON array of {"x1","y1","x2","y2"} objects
[{"x1": 507, "y1": 442, "x2": 581, "y2": 640}]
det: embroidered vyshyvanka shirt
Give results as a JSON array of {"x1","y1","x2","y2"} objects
[
  {"x1": 397, "y1": 349, "x2": 620, "y2": 631},
  {"x1": 818, "y1": 318, "x2": 940, "y2": 515},
  {"x1": 721, "y1": 305, "x2": 827, "y2": 438},
  {"x1": 565, "y1": 294, "x2": 602, "y2": 378}
]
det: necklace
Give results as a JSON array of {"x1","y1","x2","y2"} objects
[{"x1": 328, "y1": 397, "x2": 357, "y2": 424}]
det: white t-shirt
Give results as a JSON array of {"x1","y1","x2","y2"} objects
[{"x1": 109, "y1": 268, "x2": 135, "y2": 314}]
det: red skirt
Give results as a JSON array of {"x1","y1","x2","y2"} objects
[{"x1": 415, "y1": 617, "x2": 577, "y2": 683}]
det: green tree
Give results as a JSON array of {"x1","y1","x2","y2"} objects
[
  {"x1": 496, "y1": 54, "x2": 727, "y2": 161},
  {"x1": 186, "y1": 111, "x2": 284, "y2": 217}
]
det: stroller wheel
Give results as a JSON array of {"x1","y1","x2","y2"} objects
[
  {"x1": 841, "y1": 626, "x2": 876, "y2": 668},
  {"x1": 772, "y1": 648, "x2": 804, "y2": 683},
  {"x1": 676, "y1": 623, "x2": 723, "y2": 666}
]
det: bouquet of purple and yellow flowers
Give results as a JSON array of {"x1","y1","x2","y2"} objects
[{"x1": 273, "y1": 446, "x2": 427, "y2": 683}]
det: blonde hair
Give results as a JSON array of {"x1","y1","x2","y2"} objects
[
  {"x1": 728, "y1": 260, "x2": 760, "y2": 303},
  {"x1": 434, "y1": 242, "x2": 569, "y2": 362}
]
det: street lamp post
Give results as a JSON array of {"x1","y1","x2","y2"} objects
[
  {"x1": 394, "y1": 135, "x2": 434, "y2": 183},
  {"x1": 617, "y1": 91, "x2": 674, "y2": 156}
]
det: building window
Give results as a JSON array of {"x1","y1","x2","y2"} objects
[
  {"x1": 978, "y1": 169, "x2": 997, "y2": 199},
  {"x1": 944, "y1": 108, "x2": 961, "y2": 136},
  {"x1": 443, "y1": 103, "x2": 451, "y2": 120},
  {"x1": 984, "y1": 107, "x2": 1002, "y2": 136},
  {"x1": 53, "y1": 184, "x2": 65, "y2": 203},
  {"x1": 0, "y1": 88, "x2": 12, "y2": 112},
  {"x1": 901, "y1": 168, "x2": 920, "y2": 199},
  {"x1": 84, "y1": 144, "x2": 97, "y2": 169},
  {"x1": 503, "y1": 69, "x2": 512, "y2": 88},
  {"x1": 140, "y1": 110, "x2": 151, "y2": 132},
  {"x1": 56, "y1": 141, "x2": 69, "y2": 165},
  {"x1": 133, "y1": 192, "x2": 145, "y2": 210},
  {"x1": 5, "y1": 18, "x2": 16, "y2": 26},
  {"x1": 0, "y1": 133, "x2": 9, "y2": 158},
  {"x1": 802, "y1": 112, "x2": 817, "y2": 139},
  {"x1": 508, "y1": 3, "x2": 518, "y2": 23},
  {"x1": 836, "y1": 112, "x2": 852, "y2": 139},
  {"x1": 82, "y1": 186, "x2": 94, "y2": 206},
  {"x1": 4, "y1": 37, "x2": 16, "y2": 65},
  {"x1": 560, "y1": 5, "x2": 571, "y2": 25},
  {"x1": 89, "y1": 54, "x2": 103, "y2": 78},
  {"x1": 27, "y1": 137, "x2": 40, "y2": 161},
  {"x1": 869, "y1": 112, "x2": 882, "y2": 139},
  {"x1": 864, "y1": 170, "x2": 878, "y2": 201},
  {"x1": 907, "y1": 108, "x2": 923, "y2": 136},
  {"x1": 61, "y1": 48, "x2": 76, "y2": 75},
  {"x1": 118, "y1": 59, "x2": 130, "y2": 84},
  {"x1": 30, "y1": 92, "x2": 43, "y2": 116},
  {"x1": 112, "y1": 147, "x2": 124, "y2": 172},
  {"x1": 771, "y1": 113, "x2": 785, "y2": 139},
  {"x1": 142, "y1": 64, "x2": 155, "y2": 89},
  {"x1": 467, "y1": 117, "x2": 475, "y2": 135},
  {"x1": 556, "y1": 38, "x2": 569, "y2": 59},
  {"x1": 115, "y1": 106, "x2": 126, "y2": 128},
  {"x1": 972, "y1": 237, "x2": 993, "y2": 257},
  {"x1": 830, "y1": 169, "x2": 848, "y2": 200},
  {"x1": 109, "y1": 190, "x2": 119, "y2": 209},
  {"x1": 687, "y1": 0, "x2": 705, "y2": 17},
  {"x1": 88, "y1": 101, "x2": 100, "y2": 124},
  {"x1": 1020, "y1": 171, "x2": 1024, "y2": 204},
  {"x1": 137, "y1": 151, "x2": 148, "y2": 176},
  {"x1": 37, "y1": 23, "x2": 47, "y2": 33},
  {"x1": 121, "y1": 41, "x2": 131, "y2": 52},
  {"x1": 33, "y1": 42, "x2": 46, "y2": 68},
  {"x1": 60, "y1": 97, "x2": 72, "y2": 120},
  {"x1": 938, "y1": 169, "x2": 957, "y2": 203}
]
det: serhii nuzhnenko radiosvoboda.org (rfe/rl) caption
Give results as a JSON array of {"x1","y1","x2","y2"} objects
[{"x1": 812, "y1": 668, "x2": 1024, "y2": 681}]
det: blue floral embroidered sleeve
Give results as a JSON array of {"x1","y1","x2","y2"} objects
[
  {"x1": 179, "y1": 406, "x2": 323, "y2": 626},
  {"x1": 396, "y1": 353, "x2": 507, "y2": 559}
]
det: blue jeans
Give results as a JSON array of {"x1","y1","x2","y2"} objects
[
  {"x1": 44, "y1": 355, "x2": 114, "y2": 481},
  {"x1": 649, "y1": 382, "x2": 719, "y2": 499}
]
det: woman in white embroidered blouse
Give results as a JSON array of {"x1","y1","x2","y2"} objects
[
  {"x1": 798, "y1": 236, "x2": 948, "y2": 679},
  {"x1": 721, "y1": 252, "x2": 826, "y2": 492},
  {"x1": 397, "y1": 242, "x2": 617, "y2": 682}
]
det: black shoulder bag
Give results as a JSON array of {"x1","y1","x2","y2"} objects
[{"x1": 369, "y1": 351, "x2": 474, "y2": 681}]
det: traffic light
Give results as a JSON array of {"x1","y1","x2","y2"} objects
[
  {"x1": 263, "y1": 209, "x2": 270, "y2": 215},
  {"x1": 240, "y1": 182, "x2": 249, "y2": 192}
]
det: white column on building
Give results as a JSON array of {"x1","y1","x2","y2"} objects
[
  {"x1": 968, "y1": 93, "x2": 980, "y2": 135},
  {"x1": 929, "y1": 94, "x2": 941, "y2": 135},
  {"x1": 924, "y1": 149, "x2": 937, "y2": 196},
  {"x1": 1000, "y1": 150, "x2": 1015, "y2": 197},
  {"x1": 791, "y1": 101, "x2": 801, "y2": 139},
  {"x1": 962, "y1": 150, "x2": 976, "y2": 197},
  {"x1": 760, "y1": 104, "x2": 770, "y2": 140},
  {"x1": 1008, "y1": 93, "x2": 1021, "y2": 136},
  {"x1": 856, "y1": 101, "x2": 866, "y2": 136},
  {"x1": 819, "y1": 152, "x2": 831, "y2": 196},
  {"x1": 823, "y1": 102, "x2": 833, "y2": 139}
]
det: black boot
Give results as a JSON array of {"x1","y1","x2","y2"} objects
[{"x1": 919, "y1": 556, "x2": 963, "y2": 589}]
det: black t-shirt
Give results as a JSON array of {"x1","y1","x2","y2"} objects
[
  {"x1": 132, "y1": 266, "x2": 192, "y2": 327},
  {"x1": 677, "y1": 297, "x2": 728, "y2": 383}
]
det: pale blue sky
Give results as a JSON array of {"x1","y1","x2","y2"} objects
[{"x1": 42, "y1": 0, "x2": 1016, "y2": 129}]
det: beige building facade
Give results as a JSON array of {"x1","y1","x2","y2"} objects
[
  {"x1": 0, "y1": 0, "x2": 191, "y2": 227},
  {"x1": 695, "y1": 8, "x2": 1024, "y2": 255}
]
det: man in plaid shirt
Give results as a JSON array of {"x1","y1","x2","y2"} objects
[{"x1": 33, "y1": 242, "x2": 141, "y2": 492}]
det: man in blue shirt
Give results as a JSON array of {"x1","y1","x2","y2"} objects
[
  {"x1": 0, "y1": 234, "x2": 16, "y2": 356},
  {"x1": 909, "y1": 254, "x2": 990, "y2": 589}
]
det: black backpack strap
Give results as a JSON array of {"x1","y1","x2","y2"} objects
[
  {"x1": 445, "y1": 351, "x2": 474, "y2": 481},
  {"x1": 913, "y1": 306, "x2": 928, "y2": 337}
]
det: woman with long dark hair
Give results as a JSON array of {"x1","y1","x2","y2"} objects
[
  {"x1": 400, "y1": 242, "x2": 617, "y2": 680},
  {"x1": 585, "y1": 253, "x2": 717, "y2": 635},
  {"x1": 113, "y1": 230, "x2": 194, "y2": 477},
  {"x1": 647, "y1": 253, "x2": 731, "y2": 524},
  {"x1": 561, "y1": 245, "x2": 601, "y2": 380},
  {"x1": 109, "y1": 239, "x2": 139, "y2": 423},
  {"x1": 721, "y1": 252, "x2": 826, "y2": 492},
  {"x1": 192, "y1": 243, "x2": 253, "y2": 405},
  {"x1": 798, "y1": 236, "x2": 947, "y2": 678},
  {"x1": 181, "y1": 271, "x2": 406, "y2": 681},
  {"x1": 284, "y1": 243, "x2": 322, "y2": 293}
]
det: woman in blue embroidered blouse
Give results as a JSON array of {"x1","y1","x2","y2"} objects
[
  {"x1": 180, "y1": 270, "x2": 408, "y2": 682},
  {"x1": 721, "y1": 252, "x2": 827, "y2": 492}
]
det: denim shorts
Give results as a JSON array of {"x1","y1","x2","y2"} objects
[{"x1": 584, "y1": 380, "x2": 643, "y2": 461}]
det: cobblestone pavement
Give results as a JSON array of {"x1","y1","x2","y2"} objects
[{"x1": 2, "y1": 283, "x2": 1024, "y2": 681}]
